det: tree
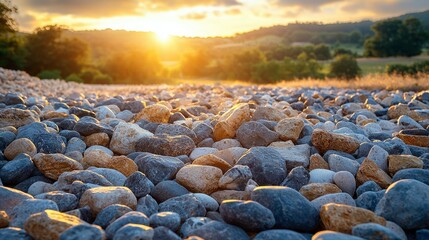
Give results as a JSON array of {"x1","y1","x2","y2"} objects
[
  {"x1": 330, "y1": 54, "x2": 361, "y2": 80},
  {"x1": 180, "y1": 49, "x2": 210, "y2": 77},
  {"x1": 25, "y1": 25, "x2": 88, "y2": 77},
  {"x1": 0, "y1": 0, "x2": 17, "y2": 34},
  {"x1": 364, "y1": 18, "x2": 428, "y2": 57},
  {"x1": 313, "y1": 44, "x2": 331, "y2": 60}
]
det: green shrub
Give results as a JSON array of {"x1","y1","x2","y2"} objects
[
  {"x1": 330, "y1": 54, "x2": 361, "y2": 80},
  {"x1": 92, "y1": 74, "x2": 113, "y2": 84},
  {"x1": 65, "y1": 73, "x2": 83, "y2": 83},
  {"x1": 37, "y1": 70, "x2": 62, "y2": 79},
  {"x1": 386, "y1": 61, "x2": 429, "y2": 76}
]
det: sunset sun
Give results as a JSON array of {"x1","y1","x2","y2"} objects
[{"x1": 155, "y1": 30, "x2": 171, "y2": 43}]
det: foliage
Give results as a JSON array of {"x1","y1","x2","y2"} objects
[
  {"x1": 364, "y1": 18, "x2": 428, "y2": 57},
  {"x1": 0, "y1": 0, "x2": 17, "y2": 34},
  {"x1": 333, "y1": 48, "x2": 356, "y2": 57},
  {"x1": 180, "y1": 50, "x2": 210, "y2": 77},
  {"x1": 65, "y1": 73, "x2": 83, "y2": 83},
  {"x1": 92, "y1": 74, "x2": 113, "y2": 84},
  {"x1": 25, "y1": 25, "x2": 88, "y2": 77},
  {"x1": 0, "y1": 35, "x2": 27, "y2": 69},
  {"x1": 265, "y1": 44, "x2": 332, "y2": 61},
  {"x1": 386, "y1": 61, "x2": 429, "y2": 75},
  {"x1": 330, "y1": 54, "x2": 361, "y2": 80},
  {"x1": 38, "y1": 70, "x2": 62, "y2": 79}
]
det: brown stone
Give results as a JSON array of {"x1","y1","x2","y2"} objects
[
  {"x1": 24, "y1": 210, "x2": 86, "y2": 240},
  {"x1": 213, "y1": 103, "x2": 251, "y2": 141},
  {"x1": 82, "y1": 150, "x2": 112, "y2": 169},
  {"x1": 4, "y1": 138, "x2": 37, "y2": 160},
  {"x1": 79, "y1": 186, "x2": 137, "y2": 215},
  {"x1": 210, "y1": 190, "x2": 250, "y2": 204},
  {"x1": 252, "y1": 106, "x2": 286, "y2": 122},
  {"x1": 388, "y1": 155, "x2": 424, "y2": 175},
  {"x1": 33, "y1": 153, "x2": 83, "y2": 180},
  {"x1": 357, "y1": 158, "x2": 392, "y2": 189},
  {"x1": 0, "y1": 108, "x2": 40, "y2": 128},
  {"x1": 134, "y1": 104, "x2": 170, "y2": 123},
  {"x1": 309, "y1": 153, "x2": 329, "y2": 170},
  {"x1": 397, "y1": 133, "x2": 429, "y2": 147},
  {"x1": 176, "y1": 165, "x2": 223, "y2": 194},
  {"x1": 192, "y1": 154, "x2": 232, "y2": 173},
  {"x1": 387, "y1": 104, "x2": 411, "y2": 119},
  {"x1": 311, "y1": 129, "x2": 360, "y2": 154},
  {"x1": 0, "y1": 210, "x2": 9, "y2": 228},
  {"x1": 0, "y1": 187, "x2": 33, "y2": 215},
  {"x1": 84, "y1": 133, "x2": 110, "y2": 147},
  {"x1": 0, "y1": 126, "x2": 17, "y2": 134},
  {"x1": 320, "y1": 203, "x2": 386, "y2": 234},
  {"x1": 109, "y1": 156, "x2": 138, "y2": 177},
  {"x1": 274, "y1": 117, "x2": 305, "y2": 142},
  {"x1": 41, "y1": 111, "x2": 68, "y2": 120},
  {"x1": 299, "y1": 183, "x2": 342, "y2": 201}
]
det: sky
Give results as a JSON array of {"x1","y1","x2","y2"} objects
[{"x1": 12, "y1": 0, "x2": 429, "y2": 37}]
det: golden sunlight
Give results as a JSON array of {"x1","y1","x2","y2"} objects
[{"x1": 155, "y1": 30, "x2": 171, "y2": 43}]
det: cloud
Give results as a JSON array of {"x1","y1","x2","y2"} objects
[
  {"x1": 341, "y1": 0, "x2": 429, "y2": 17},
  {"x1": 181, "y1": 12, "x2": 208, "y2": 20},
  {"x1": 15, "y1": 0, "x2": 142, "y2": 17},
  {"x1": 275, "y1": 0, "x2": 344, "y2": 10},
  {"x1": 145, "y1": 0, "x2": 241, "y2": 11}
]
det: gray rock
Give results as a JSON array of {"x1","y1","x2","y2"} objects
[
  {"x1": 253, "y1": 230, "x2": 306, "y2": 240},
  {"x1": 0, "y1": 154, "x2": 35, "y2": 185},
  {"x1": 219, "y1": 200, "x2": 275, "y2": 231},
  {"x1": 135, "y1": 154, "x2": 184, "y2": 185},
  {"x1": 352, "y1": 223, "x2": 402, "y2": 240},
  {"x1": 16, "y1": 122, "x2": 49, "y2": 142},
  {"x1": 188, "y1": 221, "x2": 249, "y2": 240},
  {"x1": 313, "y1": 230, "x2": 365, "y2": 240},
  {"x1": 149, "y1": 211, "x2": 181, "y2": 231},
  {"x1": 179, "y1": 217, "x2": 213, "y2": 238},
  {"x1": 218, "y1": 165, "x2": 252, "y2": 191},
  {"x1": 416, "y1": 229, "x2": 429, "y2": 240},
  {"x1": 356, "y1": 181, "x2": 382, "y2": 197},
  {"x1": 281, "y1": 166, "x2": 310, "y2": 191},
  {"x1": 309, "y1": 169, "x2": 335, "y2": 183},
  {"x1": 356, "y1": 190, "x2": 385, "y2": 211},
  {"x1": 124, "y1": 171, "x2": 154, "y2": 198},
  {"x1": 73, "y1": 117, "x2": 113, "y2": 137},
  {"x1": 392, "y1": 168, "x2": 429, "y2": 185},
  {"x1": 236, "y1": 147, "x2": 286, "y2": 185},
  {"x1": 153, "y1": 226, "x2": 181, "y2": 240},
  {"x1": 65, "y1": 137, "x2": 86, "y2": 154},
  {"x1": 333, "y1": 171, "x2": 356, "y2": 196},
  {"x1": 57, "y1": 170, "x2": 113, "y2": 187},
  {"x1": 0, "y1": 227, "x2": 32, "y2": 240},
  {"x1": 60, "y1": 224, "x2": 105, "y2": 240},
  {"x1": 136, "y1": 195, "x2": 159, "y2": 217},
  {"x1": 87, "y1": 167, "x2": 126, "y2": 186},
  {"x1": 135, "y1": 135, "x2": 196, "y2": 157},
  {"x1": 151, "y1": 180, "x2": 190, "y2": 203},
  {"x1": 367, "y1": 145, "x2": 389, "y2": 171},
  {"x1": 113, "y1": 224, "x2": 154, "y2": 240},
  {"x1": 105, "y1": 211, "x2": 150, "y2": 239},
  {"x1": 192, "y1": 123, "x2": 213, "y2": 144},
  {"x1": 398, "y1": 115, "x2": 424, "y2": 129},
  {"x1": 272, "y1": 144, "x2": 311, "y2": 169},
  {"x1": 236, "y1": 121, "x2": 279, "y2": 148},
  {"x1": 311, "y1": 193, "x2": 356, "y2": 211},
  {"x1": 10, "y1": 199, "x2": 58, "y2": 228},
  {"x1": 159, "y1": 194, "x2": 206, "y2": 221},
  {"x1": 193, "y1": 193, "x2": 219, "y2": 212},
  {"x1": 0, "y1": 186, "x2": 33, "y2": 214},
  {"x1": 35, "y1": 191, "x2": 78, "y2": 212},
  {"x1": 34, "y1": 133, "x2": 66, "y2": 154},
  {"x1": 328, "y1": 154, "x2": 360, "y2": 176},
  {"x1": 93, "y1": 204, "x2": 133, "y2": 229},
  {"x1": 375, "y1": 179, "x2": 429, "y2": 229},
  {"x1": 251, "y1": 186, "x2": 319, "y2": 231},
  {"x1": 155, "y1": 124, "x2": 197, "y2": 142}
]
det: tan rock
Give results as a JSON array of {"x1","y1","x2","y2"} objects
[
  {"x1": 397, "y1": 133, "x2": 429, "y2": 147},
  {"x1": 357, "y1": 158, "x2": 392, "y2": 189},
  {"x1": 42, "y1": 111, "x2": 68, "y2": 120},
  {"x1": 320, "y1": 203, "x2": 386, "y2": 234},
  {"x1": 4, "y1": 138, "x2": 37, "y2": 160},
  {"x1": 33, "y1": 153, "x2": 83, "y2": 180},
  {"x1": 84, "y1": 133, "x2": 110, "y2": 147},
  {"x1": 210, "y1": 190, "x2": 250, "y2": 204},
  {"x1": 82, "y1": 150, "x2": 112, "y2": 169},
  {"x1": 176, "y1": 165, "x2": 223, "y2": 194},
  {"x1": 299, "y1": 183, "x2": 342, "y2": 201},
  {"x1": 109, "y1": 122, "x2": 153, "y2": 155},
  {"x1": 0, "y1": 126, "x2": 17, "y2": 134},
  {"x1": 387, "y1": 104, "x2": 411, "y2": 119},
  {"x1": 213, "y1": 103, "x2": 251, "y2": 141},
  {"x1": 388, "y1": 155, "x2": 424, "y2": 175},
  {"x1": 213, "y1": 147, "x2": 247, "y2": 166},
  {"x1": 134, "y1": 104, "x2": 171, "y2": 123},
  {"x1": 0, "y1": 108, "x2": 40, "y2": 128},
  {"x1": 24, "y1": 210, "x2": 86, "y2": 240},
  {"x1": 79, "y1": 186, "x2": 137, "y2": 214},
  {"x1": 109, "y1": 156, "x2": 138, "y2": 177},
  {"x1": 252, "y1": 106, "x2": 286, "y2": 122},
  {"x1": 309, "y1": 153, "x2": 329, "y2": 170},
  {"x1": 192, "y1": 154, "x2": 232, "y2": 173},
  {"x1": 0, "y1": 210, "x2": 9, "y2": 228},
  {"x1": 274, "y1": 117, "x2": 305, "y2": 142},
  {"x1": 311, "y1": 129, "x2": 360, "y2": 154}
]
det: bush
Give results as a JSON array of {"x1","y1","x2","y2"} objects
[
  {"x1": 386, "y1": 61, "x2": 429, "y2": 76},
  {"x1": 79, "y1": 68, "x2": 103, "y2": 83},
  {"x1": 38, "y1": 70, "x2": 62, "y2": 79},
  {"x1": 330, "y1": 54, "x2": 361, "y2": 80},
  {"x1": 92, "y1": 74, "x2": 113, "y2": 84},
  {"x1": 65, "y1": 73, "x2": 83, "y2": 83}
]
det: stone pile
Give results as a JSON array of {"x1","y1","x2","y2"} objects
[{"x1": 0, "y1": 72, "x2": 429, "y2": 239}]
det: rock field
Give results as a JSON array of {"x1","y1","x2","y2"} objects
[{"x1": 0, "y1": 67, "x2": 429, "y2": 240}]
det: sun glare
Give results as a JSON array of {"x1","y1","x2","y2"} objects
[{"x1": 156, "y1": 31, "x2": 171, "y2": 43}]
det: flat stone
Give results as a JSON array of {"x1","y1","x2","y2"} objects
[
  {"x1": 149, "y1": 212, "x2": 181, "y2": 231},
  {"x1": 33, "y1": 153, "x2": 83, "y2": 180},
  {"x1": 93, "y1": 204, "x2": 132, "y2": 229},
  {"x1": 328, "y1": 154, "x2": 360, "y2": 176},
  {"x1": 388, "y1": 155, "x2": 424, "y2": 175},
  {"x1": 176, "y1": 165, "x2": 222, "y2": 194},
  {"x1": 84, "y1": 132, "x2": 110, "y2": 147},
  {"x1": 212, "y1": 138, "x2": 242, "y2": 150},
  {"x1": 112, "y1": 223, "x2": 153, "y2": 240},
  {"x1": 312, "y1": 129, "x2": 360, "y2": 154},
  {"x1": 218, "y1": 165, "x2": 252, "y2": 191},
  {"x1": 392, "y1": 168, "x2": 429, "y2": 185},
  {"x1": 193, "y1": 193, "x2": 219, "y2": 212},
  {"x1": 0, "y1": 211, "x2": 8, "y2": 228},
  {"x1": 135, "y1": 135, "x2": 196, "y2": 157},
  {"x1": 4, "y1": 138, "x2": 36, "y2": 160},
  {"x1": 397, "y1": 133, "x2": 429, "y2": 147},
  {"x1": 219, "y1": 200, "x2": 275, "y2": 231},
  {"x1": 251, "y1": 186, "x2": 319, "y2": 232},
  {"x1": 35, "y1": 191, "x2": 78, "y2": 212},
  {"x1": 252, "y1": 106, "x2": 286, "y2": 121},
  {"x1": 105, "y1": 211, "x2": 150, "y2": 239},
  {"x1": 10, "y1": 199, "x2": 59, "y2": 228},
  {"x1": 155, "y1": 124, "x2": 197, "y2": 142},
  {"x1": 88, "y1": 167, "x2": 127, "y2": 186},
  {"x1": 357, "y1": 158, "x2": 392, "y2": 189},
  {"x1": 309, "y1": 169, "x2": 335, "y2": 183},
  {"x1": 309, "y1": 153, "x2": 329, "y2": 170},
  {"x1": 190, "y1": 147, "x2": 219, "y2": 161},
  {"x1": 192, "y1": 154, "x2": 232, "y2": 173},
  {"x1": 272, "y1": 144, "x2": 311, "y2": 169},
  {"x1": 0, "y1": 108, "x2": 40, "y2": 128},
  {"x1": 281, "y1": 166, "x2": 310, "y2": 191},
  {"x1": 300, "y1": 183, "x2": 342, "y2": 201},
  {"x1": 151, "y1": 180, "x2": 190, "y2": 203},
  {"x1": 79, "y1": 186, "x2": 137, "y2": 214},
  {"x1": 275, "y1": 117, "x2": 305, "y2": 142},
  {"x1": 352, "y1": 223, "x2": 402, "y2": 240},
  {"x1": 135, "y1": 154, "x2": 184, "y2": 185},
  {"x1": 57, "y1": 170, "x2": 113, "y2": 187},
  {"x1": 109, "y1": 156, "x2": 138, "y2": 177},
  {"x1": 320, "y1": 203, "x2": 386, "y2": 234},
  {"x1": 24, "y1": 210, "x2": 87, "y2": 240},
  {"x1": 236, "y1": 121, "x2": 279, "y2": 148},
  {"x1": 110, "y1": 122, "x2": 153, "y2": 155},
  {"x1": 134, "y1": 104, "x2": 171, "y2": 123},
  {"x1": 159, "y1": 194, "x2": 206, "y2": 221},
  {"x1": 213, "y1": 103, "x2": 251, "y2": 141},
  {"x1": 311, "y1": 193, "x2": 356, "y2": 211}
]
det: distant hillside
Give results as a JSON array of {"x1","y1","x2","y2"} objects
[{"x1": 392, "y1": 10, "x2": 429, "y2": 28}]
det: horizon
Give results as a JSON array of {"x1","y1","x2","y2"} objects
[{"x1": 12, "y1": 0, "x2": 429, "y2": 38}]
